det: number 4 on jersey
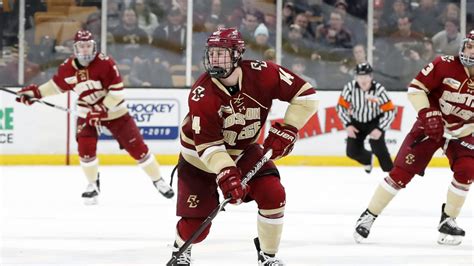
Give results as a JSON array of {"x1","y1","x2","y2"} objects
[{"x1": 279, "y1": 68, "x2": 294, "y2": 85}]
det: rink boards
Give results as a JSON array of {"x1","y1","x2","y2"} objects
[{"x1": 0, "y1": 88, "x2": 449, "y2": 166}]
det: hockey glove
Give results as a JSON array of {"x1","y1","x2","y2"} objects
[
  {"x1": 16, "y1": 84, "x2": 41, "y2": 106},
  {"x1": 418, "y1": 107, "x2": 443, "y2": 142},
  {"x1": 86, "y1": 104, "x2": 108, "y2": 127},
  {"x1": 217, "y1": 166, "x2": 248, "y2": 205},
  {"x1": 263, "y1": 122, "x2": 298, "y2": 160}
]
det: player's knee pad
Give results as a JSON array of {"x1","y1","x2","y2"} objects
[
  {"x1": 388, "y1": 166, "x2": 415, "y2": 189},
  {"x1": 177, "y1": 217, "x2": 211, "y2": 244},
  {"x1": 123, "y1": 139, "x2": 149, "y2": 160},
  {"x1": 250, "y1": 175, "x2": 286, "y2": 210},
  {"x1": 78, "y1": 137, "x2": 98, "y2": 159},
  {"x1": 452, "y1": 157, "x2": 474, "y2": 185}
]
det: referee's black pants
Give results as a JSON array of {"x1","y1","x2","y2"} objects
[{"x1": 346, "y1": 119, "x2": 393, "y2": 172}]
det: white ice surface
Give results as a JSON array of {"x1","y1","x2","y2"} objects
[{"x1": 1, "y1": 165, "x2": 472, "y2": 265}]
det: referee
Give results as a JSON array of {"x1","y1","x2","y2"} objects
[{"x1": 336, "y1": 63, "x2": 396, "y2": 173}]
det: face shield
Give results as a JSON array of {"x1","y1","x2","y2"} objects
[{"x1": 73, "y1": 40, "x2": 97, "y2": 66}]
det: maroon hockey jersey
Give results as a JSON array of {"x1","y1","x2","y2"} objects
[
  {"x1": 180, "y1": 60, "x2": 316, "y2": 168},
  {"x1": 51, "y1": 53, "x2": 126, "y2": 119},
  {"x1": 410, "y1": 55, "x2": 474, "y2": 135}
]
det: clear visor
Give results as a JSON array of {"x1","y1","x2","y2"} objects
[{"x1": 73, "y1": 40, "x2": 96, "y2": 65}]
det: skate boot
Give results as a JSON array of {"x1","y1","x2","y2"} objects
[
  {"x1": 81, "y1": 176, "x2": 100, "y2": 205},
  {"x1": 254, "y1": 237, "x2": 285, "y2": 266},
  {"x1": 169, "y1": 242, "x2": 192, "y2": 265},
  {"x1": 153, "y1": 178, "x2": 175, "y2": 198},
  {"x1": 437, "y1": 203, "x2": 465, "y2": 245},
  {"x1": 363, "y1": 154, "x2": 373, "y2": 174},
  {"x1": 354, "y1": 208, "x2": 377, "y2": 243}
]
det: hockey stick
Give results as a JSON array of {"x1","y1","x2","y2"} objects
[
  {"x1": 0, "y1": 87, "x2": 80, "y2": 116},
  {"x1": 442, "y1": 133, "x2": 474, "y2": 151},
  {"x1": 0, "y1": 87, "x2": 103, "y2": 134},
  {"x1": 166, "y1": 149, "x2": 273, "y2": 266}
]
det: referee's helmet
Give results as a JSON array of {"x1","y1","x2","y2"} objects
[{"x1": 355, "y1": 63, "x2": 373, "y2": 75}]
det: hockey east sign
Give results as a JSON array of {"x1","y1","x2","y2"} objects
[
  {"x1": 0, "y1": 107, "x2": 14, "y2": 144},
  {"x1": 99, "y1": 99, "x2": 180, "y2": 140}
]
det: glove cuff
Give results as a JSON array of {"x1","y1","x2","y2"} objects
[
  {"x1": 216, "y1": 166, "x2": 240, "y2": 184},
  {"x1": 276, "y1": 122, "x2": 298, "y2": 133},
  {"x1": 418, "y1": 107, "x2": 442, "y2": 118}
]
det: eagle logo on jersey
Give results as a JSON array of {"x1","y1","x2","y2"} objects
[{"x1": 191, "y1": 86, "x2": 205, "y2": 102}]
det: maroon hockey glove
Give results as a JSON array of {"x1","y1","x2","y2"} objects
[
  {"x1": 86, "y1": 104, "x2": 108, "y2": 127},
  {"x1": 418, "y1": 107, "x2": 443, "y2": 142},
  {"x1": 16, "y1": 84, "x2": 41, "y2": 106},
  {"x1": 217, "y1": 166, "x2": 248, "y2": 205},
  {"x1": 263, "y1": 122, "x2": 298, "y2": 160}
]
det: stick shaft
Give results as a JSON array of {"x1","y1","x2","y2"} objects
[{"x1": 166, "y1": 149, "x2": 272, "y2": 266}]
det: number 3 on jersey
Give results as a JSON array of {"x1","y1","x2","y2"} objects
[{"x1": 421, "y1": 63, "x2": 434, "y2": 76}]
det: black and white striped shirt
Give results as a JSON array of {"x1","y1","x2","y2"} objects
[{"x1": 336, "y1": 80, "x2": 396, "y2": 131}]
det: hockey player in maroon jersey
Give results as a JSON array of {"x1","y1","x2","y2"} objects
[
  {"x1": 16, "y1": 30, "x2": 174, "y2": 204},
  {"x1": 354, "y1": 30, "x2": 474, "y2": 245},
  {"x1": 168, "y1": 28, "x2": 318, "y2": 265}
]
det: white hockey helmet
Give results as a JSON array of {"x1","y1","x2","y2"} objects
[{"x1": 459, "y1": 30, "x2": 474, "y2": 67}]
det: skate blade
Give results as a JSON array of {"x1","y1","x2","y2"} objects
[
  {"x1": 353, "y1": 231, "x2": 366, "y2": 243},
  {"x1": 160, "y1": 189, "x2": 175, "y2": 199},
  {"x1": 437, "y1": 233, "x2": 463, "y2": 245},
  {"x1": 83, "y1": 196, "x2": 99, "y2": 205}
]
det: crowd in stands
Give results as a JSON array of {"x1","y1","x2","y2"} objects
[{"x1": 0, "y1": 0, "x2": 473, "y2": 90}]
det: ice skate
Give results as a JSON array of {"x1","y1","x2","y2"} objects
[
  {"x1": 254, "y1": 237, "x2": 285, "y2": 266},
  {"x1": 363, "y1": 154, "x2": 373, "y2": 174},
  {"x1": 169, "y1": 241, "x2": 192, "y2": 265},
  {"x1": 437, "y1": 203, "x2": 465, "y2": 245},
  {"x1": 153, "y1": 178, "x2": 175, "y2": 198},
  {"x1": 354, "y1": 208, "x2": 377, "y2": 243},
  {"x1": 81, "y1": 177, "x2": 100, "y2": 205}
]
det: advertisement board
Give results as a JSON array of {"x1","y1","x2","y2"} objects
[{"x1": 0, "y1": 88, "x2": 447, "y2": 165}]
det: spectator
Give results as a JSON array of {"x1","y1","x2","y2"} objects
[
  {"x1": 147, "y1": 0, "x2": 172, "y2": 24},
  {"x1": 412, "y1": 0, "x2": 441, "y2": 37},
  {"x1": 107, "y1": 0, "x2": 121, "y2": 31},
  {"x1": 437, "y1": 3, "x2": 460, "y2": 27},
  {"x1": 264, "y1": 12, "x2": 277, "y2": 44},
  {"x1": 282, "y1": 24, "x2": 315, "y2": 65},
  {"x1": 283, "y1": 1, "x2": 296, "y2": 29},
  {"x1": 316, "y1": 10, "x2": 353, "y2": 50},
  {"x1": 110, "y1": 8, "x2": 149, "y2": 65},
  {"x1": 293, "y1": 13, "x2": 315, "y2": 40},
  {"x1": 129, "y1": 56, "x2": 173, "y2": 87},
  {"x1": 245, "y1": 23, "x2": 273, "y2": 60},
  {"x1": 340, "y1": 44, "x2": 367, "y2": 76},
  {"x1": 432, "y1": 18, "x2": 462, "y2": 56},
  {"x1": 133, "y1": 0, "x2": 159, "y2": 39},
  {"x1": 209, "y1": 0, "x2": 225, "y2": 24},
  {"x1": 384, "y1": 0, "x2": 411, "y2": 35},
  {"x1": 389, "y1": 16, "x2": 424, "y2": 48},
  {"x1": 290, "y1": 57, "x2": 317, "y2": 87},
  {"x1": 333, "y1": 0, "x2": 366, "y2": 45},
  {"x1": 151, "y1": 6, "x2": 187, "y2": 66},
  {"x1": 240, "y1": 11, "x2": 263, "y2": 43}
]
